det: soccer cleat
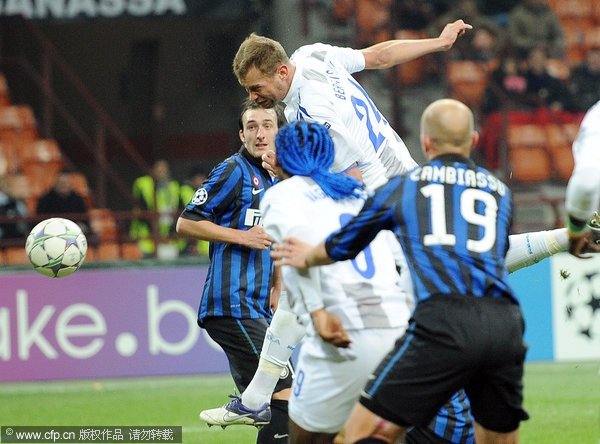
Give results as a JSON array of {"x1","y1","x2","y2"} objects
[{"x1": 199, "y1": 395, "x2": 271, "y2": 428}]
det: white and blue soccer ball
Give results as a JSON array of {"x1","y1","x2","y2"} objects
[{"x1": 25, "y1": 217, "x2": 88, "y2": 278}]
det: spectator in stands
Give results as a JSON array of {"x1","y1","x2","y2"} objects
[
  {"x1": 179, "y1": 164, "x2": 210, "y2": 257},
  {"x1": 477, "y1": 0, "x2": 520, "y2": 27},
  {"x1": 130, "y1": 159, "x2": 180, "y2": 258},
  {"x1": 428, "y1": 0, "x2": 503, "y2": 62},
  {"x1": 482, "y1": 52, "x2": 530, "y2": 115},
  {"x1": 36, "y1": 170, "x2": 90, "y2": 233},
  {"x1": 523, "y1": 46, "x2": 571, "y2": 111},
  {"x1": 393, "y1": 0, "x2": 437, "y2": 30},
  {"x1": 0, "y1": 176, "x2": 29, "y2": 244},
  {"x1": 508, "y1": 0, "x2": 565, "y2": 58},
  {"x1": 567, "y1": 48, "x2": 600, "y2": 113}
]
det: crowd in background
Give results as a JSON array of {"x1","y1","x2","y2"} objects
[{"x1": 2, "y1": 0, "x2": 597, "y2": 261}]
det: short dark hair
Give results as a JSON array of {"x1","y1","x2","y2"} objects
[{"x1": 238, "y1": 99, "x2": 286, "y2": 131}]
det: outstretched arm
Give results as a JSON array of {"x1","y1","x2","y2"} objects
[
  {"x1": 176, "y1": 217, "x2": 272, "y2": 250},
  {"x1": 361, "y1": 19, "x2": 472, "y2": 69}
]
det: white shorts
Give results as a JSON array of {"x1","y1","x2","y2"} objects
[{"x1": 288, "y1": 327, "x2": 402, "y2": 434}]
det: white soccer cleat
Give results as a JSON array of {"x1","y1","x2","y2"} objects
[{"x1": 199, "y1": 395, "x2": 271, "y2": 428}]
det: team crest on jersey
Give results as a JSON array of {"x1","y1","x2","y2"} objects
[
  {"x1": 252, "y1": 175, "x2": 261, "y2": 188},
  {"x1": 192, "y1": 188, "x2": 208, "y2": 205}
]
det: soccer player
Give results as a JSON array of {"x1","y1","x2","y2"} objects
[
  {"x1": 273, "y1": 99, "x2": 528, "y2": 444},
  {"x1": 200, "y1": 25, "x2": 573, "y2": 441},
  {"x1": 260, "y1": 121, "x2": 413, "y2": 443},
  {"x1": 176, "y1": 101, "x2": 292, "y2": 443},
  {"x1": 565, "y1": 99, "x2": 600, "y2": 257},
  {"x1": 233, "y1": 22, "x2": 472, "y2": 187}
]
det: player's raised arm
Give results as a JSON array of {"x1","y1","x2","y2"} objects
[{"x1": 362, "y1": 19, "x2": 472, "y2": 69}]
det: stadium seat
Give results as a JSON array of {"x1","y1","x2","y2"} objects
[
  {"x1": 546, "y1": 144, "x2": 574, "y2": 182},
  {"x1": 70, "y1": 172, "x2": 93, "y2": 207},
  {"x1": 584, "y1": 26, "x2": 600, "y2": 49},
  {"x1": 4, "y1": 246, "x2": 29, "y2": 265},
  {"x1": 594, "y1": 0, "x2": 600, "y2": 23},
  {"x1": 355, "y1": 0, "x2": 391, "y2": 45},
  {"x1": 446, "y1": 60, "x2": 489, "y2": 109},
  {"x1": 332, "y1": 0, "x2": 353, "y2": 21},
  {"x1": 508, "y1": 145, "x2": 552, "y2": 183},
  {"x1": 0, "y1": 142, "x2": 19, "y2": 175},
  {"x1": 548, "y1": 0, "x2": 593, "y2": 19},
  {"x1": 19, "y1": 139, "x2": 62, "y2": 164},
  {"x1": 507, "y1": 124, "x2": 548, "y2": 148},
  {"x1": 393, "y1": 30, "x2": 428, "y2": 86},
  {"x1": 20, "y1": 139, "x2": 65, "y2": 192},
  {"x1": 561, "y1": 19, "x2": 591, "y2": 64},
  {"x1": 545, "y1": 122, "x2": 579, "y2": 147},
  {"x1": 0, "y1": 105, "x2": 38, "y2": 148},
  {"x1": 89, "y1": 208, "x2": 118, "y2": 241},
  {"x1": 95, "y1": 242, "x2": 120, "y2": 261},
  {"x1": 121, "y1": 242, "x2": 143, "y2": 260},
  {"x1": 5, "y1": 173, "x2": 45, "y2": 214},
  {"x1": 545, "y1": 58, "x2": 571, "y2": 81},
  {"x1": 0, "y1": 73, "x2": 10, "y2": 107}
]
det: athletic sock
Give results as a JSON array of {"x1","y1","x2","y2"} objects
[
  {"x1": 242, "y1": 306, "x2": 306, "y2": 410},
  {"x1": 506, "y1": 228, "x2": 568, "y2": 273}
]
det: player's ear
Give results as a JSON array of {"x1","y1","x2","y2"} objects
[
  {"x1": 421, "y1": 133, "x2": 432, "y2": 157},
  {"x1": 277, "y1": 64, "x2": 288, "y2": 80},
  {"x1": 471, "y1": 131, "x2": 480, "y2": 149},
  {"x1": 239, "y1": 129, "x2": 246, "y2": 145}
]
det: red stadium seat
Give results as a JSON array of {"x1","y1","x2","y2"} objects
[
  {"x1": 393, "y1": 30, "x2": 429, "y2": 86},
  {"x1": 548, "y1": 0, "x2": 593, "y2": 19},
  {"x1": 355, "y1": 0, "x2": 391, "y2": 45},
  {"x1": 508, "y1": 146, "x2": 552, "y2": 183},
  {"x1": 446, "y1": 61, "x2": 489, "y2": 109},
  {"x1": 122, "y1": 242, "x2": 143, "y2": 260},
  {"x1": 507, "y1": 124, "x2": 548, "y2": 148},
  {"x1": 333, "y1": 0, "x2": 354, "y2": 21},
  {"x1": 4, "y1": 246, "x2": 29, "y2": 265},
  {"x1": 89, "y1": 208, "x2": 118, "y2": 241},
  {"x1": 545, "y1": 123, "x2": 579, "y2": 148},
  {"x1": 95, "y1": 242, "x2": 120, "y2": 261},
  {"x1": 545, "y1": 58, "x2": 571, "y2": 81},
  {"x1": 0, "y1": 142, "x2": 19, "y2": 175},
  {"x1": 0, "y1": 73, "x2": 10, "y2": 107},
  {"x1": 584, "y1": 26, "x2": 600, "y2": 49},
  {"x1": 547, "y1": 144, "x2": 574, "y2": 182},
  {"x1": 70, "y1": 172, "x2": 93, "y2": 207},
  {"x1": 0, "y1": 105, "x2": 38, "y2": 148}
]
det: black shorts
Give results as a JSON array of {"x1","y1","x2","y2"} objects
[
  {"x1": 203, "y1": 316, "x2": 293, "y2": 394},
  {"x1": 359, "y1": 294, "x2": 529, "y2": 433},
  {"x1": 406, "y1": 425, "x2": 455, "y2": 444}
]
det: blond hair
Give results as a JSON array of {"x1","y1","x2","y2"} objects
[{"x1": 233, "y1": 33, "x2": 289, "y2": 83}]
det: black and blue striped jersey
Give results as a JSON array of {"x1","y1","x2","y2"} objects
[
  {"x1": 180, "y1": 148, "x2": 277, "y2": 324},
  {"x1": 326, "y1": 153, "x2": 516, "y2": 304}
]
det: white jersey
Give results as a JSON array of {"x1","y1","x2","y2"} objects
[
  {"x1": 566, "y1": 100, "x2": 600, "y2": 221},
  {"x1": 283, "y1": 43, "x2": 418, "y2": 189},
  {"x1": 260, "y1": 176, "x2": 411, "y2": 332}
]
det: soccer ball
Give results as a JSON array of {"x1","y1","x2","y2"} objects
[{"x1": 25, "y1": 217, "x2": 88, "y2": 278}]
